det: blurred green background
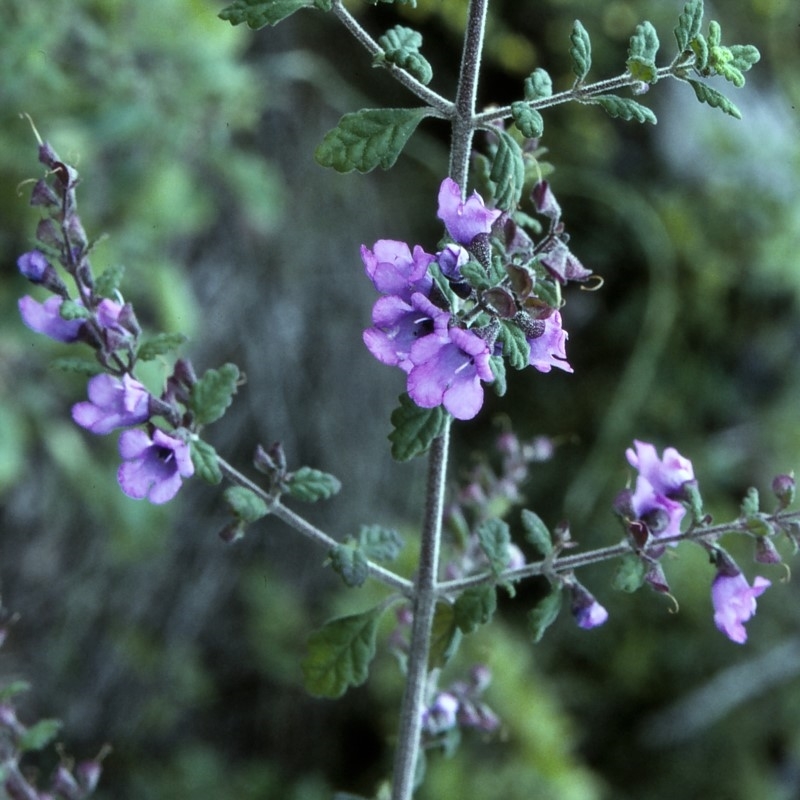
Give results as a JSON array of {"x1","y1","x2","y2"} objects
[{"x1": 1, "y1": 0, "x2": 799, "y2": 798}]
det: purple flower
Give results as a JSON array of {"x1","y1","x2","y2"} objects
[
  {"x1": 528, "y1": 310, "x2": 573, "y2": 373},
  {"x1": 363, "y1": 292, "x2": 451, "y2": 372},
  {"x1": 407, "y1": 326, "x2": 494, "y2": 420},
  {"x1": 570, "y1": 581, "x2": 608, "y2": 629},
  {"x1": 437, "y1": 178, "x2": 501, "y2": 246},
  {"x1": 437, "y1": 243, "x2": 470, "y2": 281},
  {"x1": 711, "y1": 572, "x2": 771, "y2": 644},
  {"x1": 17, "y1": 250, "x2": 50, "y2": 282},
  {"x1": 117, "y1": 428, "x2": 194, "y2": 504},
  {"x1": 18, "y1": 295, "x2": 84, "y2": 342},
  {"x1": 421, "y1": 691, "x2": 459, "y2": 734},
  {"x1": 72, "y1": 373, "x2": 152, "y2": 434},
  {"x1": 361, "y1": 240, "x2": 434, "y2": 300},
  {"x1": 626, "y1": 440, "x2": 694, "y2": 497}
]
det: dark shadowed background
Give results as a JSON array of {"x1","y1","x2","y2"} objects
[{"x1": 2, "y1": 0, "x2": 800, "y2": 798}]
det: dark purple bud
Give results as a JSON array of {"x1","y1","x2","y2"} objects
[
  {"x1": 35, "y1": 218, "x2": 61, "y2": 249},
  {"x1": 38, "y1": 141, "x2": 61, "y2": 169},
  {"x1": 612, "y1": 489, "x2": 635, "y2": 520},
  {"x1": 627, "y1": 519, "x2": 650, "y2": 550},
  {"x1": 772, "y1": 473, "x2": 795, "y2": 510},
  {"x1": 513, "y1": 311, "x2": 545, "y2": 339},
  {"x1": 482, "y1": 287, "x2": 517, "y2": 318},
  {"x1": 218, "y1": 522, "x2": 245, "y2": 544},
  {"x1": 711, "y1": 547, "x2": 741, "y2": 578},
  {"x1": 172, "y1": 358, "x2": 197, "y2": 387},
  {"x1": 117, "y1": 303, "x2": 141, "y2": 337},
  {"x1": 532, "y1": 181, "x2": 561, "y2": 221},
  {"x1": 76, "y1": 753, "x2": 106, "y2": 795},
  {"x1": 755, "y1": 535, "x2": 782, "y2": 564},
  {"x1": 51, "y1": 765, "x2": 81, "y2": 800},
  {"x1": 553, "y1": 519, "x2": 572, "y2": 548},
  {"x1": 468, "y1": 232, "x2": 492, "y2": 269},
  {"x1": 66, "y1": 215, "x2": 88, "y2": 252},
  {"x1": 644, "y1": 561, "x2": 670, "y2": 593},
  {"x1": 75, "y1": 259, "x2": 94, "y2": 289},
  {"x1": 563, "y1": 251, "x2": 592, "y2": 282},
  {"x1": 30, "y1": 178, "x2": 59, "y2": 208},
  {"x1": 506, "y1": 263, "x2": 535, "y2": 299},
  {"x1": 51, "y1": 161, "x2": 80, "y2": 192}
]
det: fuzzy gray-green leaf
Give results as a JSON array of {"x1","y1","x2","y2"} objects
[
  {"x1": 528, "y1": 586, "x2": 562, "y2": 643},
  {"x1": 593, "y1": 95, "x2": 657, "y2": 124},
  {"x1": 569, "y1": 20, "x2": 592, "y2": 83},
  {"x1": 389, "y1": 393, "x2": 448, "y2": 462},
  {"x1": 315, "y1": 108, "x2": 427, "y2": 173},
  {"x1": 523, "y1": 68, "x2": 553, "y2": 101},
  {"x1": 489, "y1": 130, "x2": 525, "y2": 211},
  {"x1": 686, "y1": 79, "x2": 741, "y2": 119},
  {"x1": 674, "y1": 0, "x2": 704, "y2": 52},
  {"x1": 218, "y1": 0, "x2": 312, "y2": 29},
  {"x1": 190, "y1": 363, "x2": 239, "y2": 425},
  {"x1": 511, "y1": 102, "x2": 544, "y2": 139}
]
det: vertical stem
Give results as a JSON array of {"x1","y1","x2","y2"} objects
[
  {"x1": 390, "y1": 417, "x2": 451, "y2": 800},
  {"x1": 449, "y1": 0, "x2": 490, "y2": 190},
  {"x1": 390, "y1": 4, "x2": 490, "y2": 798}
]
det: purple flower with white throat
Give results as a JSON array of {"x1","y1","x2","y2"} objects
[
  {"x1": 18, "y1": 295, "x2": 84, "y2": 342},
  {"x1": 437, "y1": 178, "x2": 501, "y2": 247},
  {"x1": 527, "y1": 310, "x2": 573, "y2": 373},
  {"x1": 407, "y1": 326, "x2": 493, "y2": 420},
  {"x1": 72, "y1": 373, "x2": 152, "y2": 434},
  {"x1": 361, "y1": 239, "x2": 434, "y2": 300},
  {"x1": 363, "y1": 292, "x2": 451, "y2": 372},
  {"x1": 117, "y1": 428, "x2": 194, "y2": 504},
  {"x1": 711, "y1": 571, "x2": 770, "y2": 644}
]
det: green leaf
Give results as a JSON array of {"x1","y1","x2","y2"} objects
[
  {"x1": 528, "y1": 585, "x2": 563, "y2": 643},
  {"x1": 460, "y1": 260, "x2": 490, "y2": 290},
  {"x1": 315, "y1": 108, "x2": 427, "y2": 173},
  {"x1": 612, "y1": 554, "x2": 647, "y2": 592},
  {"x1": 137, "y1": 332, "x2": 188, "y2": 362},
  {"x1": 358, "y1": 524, "x2": 404, "y2": 562},
  {"x1": 429, "y1": 602, "x2": 461, "y2": 668},
  {"x1": 686, "y1": 78, "x2": 741, "y2": 118},
  {"x1": 0, "y1": 680, "x2": 31, "y2": 702},
  {"x1": 592, "y1": 95, "x2": 657, "y2": 124},
  {"x1": 520, "y1": 508, "x2": 553, "y2": 557},
  {"x1": 741, "y1": 486, "x2": 760, "y2": 517},
  {"x1": 728, "y1": 44, "x2": 760, "y2": 73},
  {"x1": 286, "y1": 466, "x2": 342, "y2": 502},
  {"x1": 190, "y1": 438, "x2": 223, "y2": 485},
  {"x1": 488, "y1": 355, "x2": 507, "y2": 397},
  {"x1": 190, "y1": 363, "x2": 239, "y2": 426},
  {"x1": 490, "y1": 130, "x2": 525, "y2": 211},
  {"x1": 454, "y1": 585, "x2": 497, "y2": 634},
  {"x1": 377, "y1": 26, "x2": 433, "y2": 85},
  {"x1": 94, "y1": 263, "x2": 125, "y2": 299},
  {"x1": 511, "y1": 102, "x2": 544, "y2": 139},
  {"x1": 329, "y1": 539, "x2": 369, "y2": 587},
  {"x1": 18, "y1": 719, "x2": 62, "y2": 753},
  {"x1": 497, "y1": 320, "x2": 531, "y2": 371},
  {"x1": 218, "y1": 0, "x2": 312, "y2": 29},
  {"x1": 674, "y1": 0, "x2": 704, "y2": 53},
  {"x1": 627, "y1": 21, "x2": 659, "y2": 63},
  {"x1": 569, "y1": 20, "x2": 592, "y2": 83},
  {"x1": 626, "y1": 56, "x2": 658, "y2": 84},
  {"x1": 59, "y1": 299, "x2": 90, "y2": 321},
  {"x1": 476, "y1": 518, "x2": 512, "y2": 577},
  {"x1": 388, "y1": 393, "x2": 448, "y2": 462},
  {"x1": 223, "y1": 486, "x2": 269, "y2": 523},
  {"x1": 302, "y1": 607, "x2": 383, "y2": 698},
  {"x1": 49, "y1": 357, "x2": 103, "y2": 376},
  {"x1": 523, "y1": 68, "x2": 553, "y2": 101}
]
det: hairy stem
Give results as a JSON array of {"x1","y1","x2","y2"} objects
[
  {"x1": 390, "y1": 416, "x2": 451, "y2": 800},
  {"x1": 330, "y1": 0, "x2": 453, "y2": 117},
  {"x1": 215, "y1": 455, "x2": 413, "y2": 595}
]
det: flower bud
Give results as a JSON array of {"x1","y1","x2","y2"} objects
[
  {"x1": 754, "y1": 535, "x2": 781, "y2": 564},
  {"x1": 771, "y1": 473, "x2": 795, "y2": 510},
  {"x1": 569, "y1": 581, "x2": 608, "y2": 629}
]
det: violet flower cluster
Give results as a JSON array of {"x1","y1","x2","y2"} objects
[
  {"x1": 619, "y1": 440, "x2": 772, "y2": 644},
  {"x1": 16, "y1": 139, "x2": 198, "y2": 504},
  {"x1": 362, "y1": 178, "x2": 588, "y2": 420}
]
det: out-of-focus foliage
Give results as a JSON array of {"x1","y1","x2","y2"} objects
[{"x1": 2, "y1": 0, "x2": 800, "y2": 798}]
